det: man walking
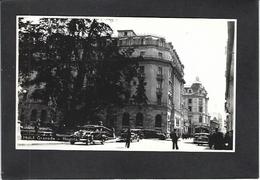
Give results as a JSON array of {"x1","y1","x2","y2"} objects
[
  {"x1": 170, "y1": 129, "x2": 179, "y2": 150},
  {"x1": 125, "y1": 127, "x2": 131, "y2": 148}
]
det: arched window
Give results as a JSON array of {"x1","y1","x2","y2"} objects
[
  {"x1": 155, "y1": 114, "x2": 162, "y2": 127},
  {"x1": 40, "y1": 110, "x2": 47, "y2": 123},
  {"x1": 122, "y1": 112, "x2": 130, "y2": 126},
  {"x1": 136, "y1": 113, "x2": 143, "y2": 126},
  {"x1": 30, "y1": 109, "x2": 38, "y2": 122},
  {"x1": 199, "y1": 116, "x2": 203, "y2": 123}
]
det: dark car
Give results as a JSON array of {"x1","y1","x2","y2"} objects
[
  {"x1": 69, "y1": 125, "x2": 113, "y2": 145},
  {"x1": 193, "y1": 133, "x2": 210, "y2": 145},
  {"x1": 142, "y1": 129, "x2": 166, "y2": 140}
]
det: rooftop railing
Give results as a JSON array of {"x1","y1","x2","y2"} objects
[{"x1": 118, "y1": 36, "x2": 173, "y2": 50}]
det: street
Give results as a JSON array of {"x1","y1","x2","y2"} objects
[{"x1": 17, "y1": 138, "x2": 216, "y2": 152}]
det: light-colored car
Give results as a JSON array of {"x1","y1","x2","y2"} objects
[{"x1": 193, "y1": 133, "x2": 209, "y2": 145}]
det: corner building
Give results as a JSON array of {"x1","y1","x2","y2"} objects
[
  {"x1": 183, "y1": 78, "x2": 210, "y2": 135},
  {"x1": 106, "y1": 30, "x2": 185, "y2": 136}
]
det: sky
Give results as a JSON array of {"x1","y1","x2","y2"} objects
[
  {"x1": 20, "y1": 16, "x2": 235, "y2": 122},
  {"x1": 97, "y1": 17, "x2": 231, "y2": 120}
]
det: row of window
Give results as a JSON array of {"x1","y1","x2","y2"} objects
[
  {"x1": 122, "y1": 112, "x2": 162, "y2": 127},
  {"x1": 188, "y1": 106, "x2": 203, "y2": 112},
  {"x1": 188, "y1": 98, "x2": 203, "y2": 104},
  {"x1": 188, "y1": 115, "x2": 209, "y2": 124},
  {"x1": 186, "y1": 89, "x2": 203, "y2": 94},
  {"x1": 140, "y1": 51, "x2": 163, "y2": 59}
]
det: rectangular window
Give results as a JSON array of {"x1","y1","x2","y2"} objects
[
  {"x1": 199, "y1": 116, "x2": 203, "y2": 123},
  {"x1": 158, "y1": 66, "x2": 162, "y2": 74},
  {"x1": 158, "y1": 52, "x2": 162, "y2": 59},
  {"x1": 188, "y1": 106, "x2": 192, "y2": 112},
  {"x1": 199, "y1": 98, "x2": 203, "y2": 105},
  {"x1": 176, "y1": 118, "x2": 179, "y2": 126},
  {"x1": 139, "y1": 66, "x2": 145, "y2": 74},
  {"x1": 199, "y1": 106, "x2": 203, "y2": 113},
  {"x1": 188, "y1": 98, "x2": 192, "y2": 104},
  {"x1": 157, "y1": 94, "x2": 162, "y2": 105},
  {"x1": 157, "y1": 81, "x2": 163, "y2": 89},
  {"x1": 168, "y1": 94, "x2": 173, "y2": 105}
]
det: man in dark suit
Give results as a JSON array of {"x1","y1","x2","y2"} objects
[
  {"x1": 212, "y1": 128, "x2": 225, "y2": 150},
  {"x1": 125, "y1": 127, "x2": 131, "y2": 148},
  {"x1": 170, "y1": 129, "x2": 179, "y2": 150}
]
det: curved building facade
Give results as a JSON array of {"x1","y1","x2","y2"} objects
[{"x1": 105, "y1": 30, "x2": 185, "y2": 136}]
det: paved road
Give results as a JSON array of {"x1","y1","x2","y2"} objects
[{"x1": 17, "y1": 138, "x2": 219, "y2": 152}]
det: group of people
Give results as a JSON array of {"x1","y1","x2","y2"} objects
[
  {"x1": 209, "y1": 128, "x2": 233, "y2": 150},
  {"x1": 170, "y1": 128, "x2": 233, "y2": 150},
  {"x1": 125, "y1": 127, "x2": 233, "y2": 150}
]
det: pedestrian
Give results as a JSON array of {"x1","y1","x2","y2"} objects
[
  {"x1": 224, "y1": 131, "x2": 233, "y2": 150},
  {"x1": 112, "y1": 127, "x2": 116, "y2": 138},
  {"x1": 170, "y1": 129, "x2": 179, "y2": 150},
  {"x1": 34, "y1": 118, "x2": 41, "y2": 140},
  {"x1": 125, "y1": 127, "x2": 131, "y2": 148},
  {"x1": 212, "y1": 128, "x2": 225, "y2": 150}
]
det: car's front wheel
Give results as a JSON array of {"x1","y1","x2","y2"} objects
[{"x1": 70, "y1": 140, "x2": 75, "y2": 144}]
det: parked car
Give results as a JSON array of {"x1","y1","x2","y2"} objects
[
  {"x1": 193, "y1": 133, "x2": 210, "y2": 145},
  {"x1": 69, "y1": 125, "x2": 113, "y2": 145},
  {"x1": 131, "y1": 129, "x2": 144, "y2": 139},
  {"x1": 142, "y1": 129, "x2": 166, "y2": 140},
  {"x1": 119, "y1": 129, "x2": 140, "y2": 142}
]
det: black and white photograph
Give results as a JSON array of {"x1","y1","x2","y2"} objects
[
  {"x1": 2, "y1": 0, "x2": 259, "y2": 179},
  {"x1": 16, "y1": 16, "x2": 236, "y2": 152}
]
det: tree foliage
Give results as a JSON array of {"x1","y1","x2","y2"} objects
[{"x1": 18, "y1": 17, "x2": 147, "y2": 128}]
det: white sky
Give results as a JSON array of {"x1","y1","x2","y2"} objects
[
  {"x1": 20, "y1": 16, "x2": 235, "y2": 121},
  {"x1": 97, "y1": 17, "x2": 231, "y2": 120}
]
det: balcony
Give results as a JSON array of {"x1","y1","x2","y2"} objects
[{"x1": 117, "y1": 36, "x2": 173, "y2": 50}]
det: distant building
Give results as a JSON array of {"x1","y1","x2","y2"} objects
[
  {"x1": 183, "y1": 78, "x2": 210, "y2": 135},
  {"x1": 210, "y1": 117, "x2": 220, "y2": 132},
  {"x1": 210, "y1": 112, "x2": 223, "y2": 132},
  {"x1": 106, "y1": 30, "x2": 185, "y2": 136},
  {"x1": 225, "y1": 21, "x2": 235, "y2": 133}
]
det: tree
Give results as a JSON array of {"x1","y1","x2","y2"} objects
[{"x1": 18, "y1": 17, "x2": 147, "y2": 129}]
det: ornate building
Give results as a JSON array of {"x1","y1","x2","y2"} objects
[
  {"x1": 104, "y1": 30, "x2": 185, "y2": 136},
  {"x1": 183, "y1": 78, "x2": 210, "y2": 135},
  {"x1": 210, "y1": 117, "x2": 220, "y2": 132}
]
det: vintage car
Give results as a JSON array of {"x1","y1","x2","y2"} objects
[
  {"x1": 131, "y1": 129, "x2": 144, "y2": 139},
  {"x1": 69, "y1": 125, "x2": 113, "y2": 145},
  {"x1": 118, "y1": 129, "x2": 141, "y2": 142},
  {"x1": 142, "y1": 129, "x2": 166, "y2": 140},
  {"x1": 193, "y1": 133, "x2": 210, "y2": 145}
]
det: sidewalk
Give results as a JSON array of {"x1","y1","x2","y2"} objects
[{"x1": 17, "y1": 139, "x2": 68, "y2": 146}]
